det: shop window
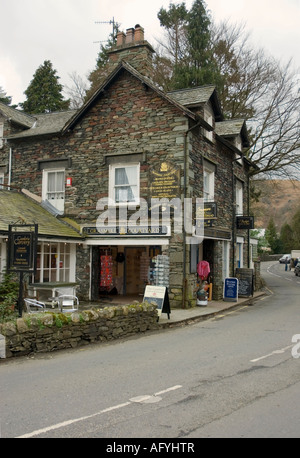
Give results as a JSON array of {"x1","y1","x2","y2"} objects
[
  {"x1": 109, "y1": 163, "x2": 140, "y2": 204},
  {"x1": 33, "y1": 242, "x2": 75, "y2": 283},
  {"x1": 42, "y1": 169, "x2": 65, "y2": 212},
  {"x1": 203, "y1": 160, "x2": 215, "y2": 202}
]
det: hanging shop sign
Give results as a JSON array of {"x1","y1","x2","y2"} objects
[
  {"x1": 236, "y1": 216, "x2": 254, "y2": 230},
  {"x1": 143, "y1": 285, "x2": 171, "y2": 320},
  {"x1": 223, "y1": 278, "x2": 239, "y2": 302},
  {"x1": 8, "y1": 224, "x2": 38, "y2": 272},
  {"x1": 8, "y1": 224, "x2": 38, "y2": 318},
  {"x1": 150, "y1": 161, "x2": 181, "y2": 199},
  {"x1": 83, "y1": 226, "x2": 169, "y2": 236}
]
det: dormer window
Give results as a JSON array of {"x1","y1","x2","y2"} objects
[{"x1": 203, "y1": 107, "x2": 214, "y2": 143}]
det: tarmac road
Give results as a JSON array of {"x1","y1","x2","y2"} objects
[{"x1": 0, "y1": 262, "x2": 299, "y2": 439}]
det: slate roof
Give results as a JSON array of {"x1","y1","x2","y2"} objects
[
  {"x1": 7, "y1": 110, "x2": 77, "y2": 140},
  {"x1": 215, "y1": 119, "x2": 250, "y2": 147},
  {"x1": 62, "y1": 60, "x2": 209, "y2": 133},
  {"x1": 0, "y1": 190, "x2": 82, "y2": 239},
  {"x1": 167, "y1": 86, "x2": 223, "y2": 121},
  {"x1": 0, "y1": 102, "x2": 35, "y2": 129}
]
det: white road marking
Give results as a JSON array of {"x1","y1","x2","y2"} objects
[
  {"x1": 251, "y1": 345, "x2": 294, "y2": 363},
  {"x1": 16, "y1": 385, "x2": 182, "y2": 438}
]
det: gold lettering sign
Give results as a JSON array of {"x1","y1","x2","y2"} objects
[{"x1": 150, "y1": 162, "x2": 181, "y2": 199}]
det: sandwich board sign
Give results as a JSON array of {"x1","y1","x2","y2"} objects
[
  {"x1": 223, "y1": 278, "x2": 239, "y2": 302},
  {"x1": 143, "y1": 285, "x2": 171, "y2": 320}
]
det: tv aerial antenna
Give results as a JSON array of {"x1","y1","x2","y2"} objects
[{"x1": 94, "y1": 17, "x2": 120, "y2": 45}]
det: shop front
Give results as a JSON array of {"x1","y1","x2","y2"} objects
[{"x1": 84, "y1": 230, "x2": 171, "y2": 301}]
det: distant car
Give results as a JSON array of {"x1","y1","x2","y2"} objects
[
  {"x1": 295, "y1": 259, "x2": 300, "y2": 276},
  {"x1": 279, "y1": 254, "x2": 291, "y2": 264}
]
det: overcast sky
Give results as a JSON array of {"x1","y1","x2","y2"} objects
[{"x1": 1, "y1": 0, "x2": 299, "y2": 106}]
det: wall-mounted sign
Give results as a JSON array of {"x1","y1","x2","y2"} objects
[
  {"x1": 66, "y1": 177, "x2": 72, "y2": 187},
  {"x1": 83, "y1": 226, "x2": 169, "y2": 236},
  {"x1": 150, "y1": 162, "x2": 181, "y2": 199},
  {"x1": 196, "y1": 202, "x2": 217, "y2": 220},
  {"x1": 236, "y1": 216, "x2": 254, "y2": 230}
]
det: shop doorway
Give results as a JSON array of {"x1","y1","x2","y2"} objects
[{"x1": 91, "y1": 246, "x2": 162, "y2": 301}]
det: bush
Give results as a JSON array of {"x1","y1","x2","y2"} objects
[{"x1": 0, "y1": 272, "x2": 19, "y2": 322}]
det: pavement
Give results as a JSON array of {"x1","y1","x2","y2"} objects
[
  {"x1": 156, "y1": 291, "x2": 266, "y2": 328},
  {"x1": 79, "y1": 290, "x2": 267, "y2": 329}
]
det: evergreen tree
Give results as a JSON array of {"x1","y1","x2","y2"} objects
[
  {"x1": 265, "y1": 218, "x2": 282, "y2": 254},
  {"x1": 0, "y1": 87, "x2": 16, "y2": 107},
  {"x1": 20, "y1": 60, "x2": 70, "y2": 114},
  {"x1": 280, "y1": 223, "x2": 294, "y2": 253},
  {"x1": 156, "y1": 0, "x2": 221, "y2": 90}
]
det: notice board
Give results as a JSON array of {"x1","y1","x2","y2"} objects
[
  {"x1": 143, "y1": 285, "x2": 171, "y2": 320},
  {"x1": 223, "y1": 278, "x2": 239, "y2": 302},
  {"x1": 235, "y1": 268, "x2": 254, "y2": 298}
]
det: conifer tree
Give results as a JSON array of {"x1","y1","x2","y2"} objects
[{"x1": 20, "y1": 60, "x2": 70, "y2": 114}]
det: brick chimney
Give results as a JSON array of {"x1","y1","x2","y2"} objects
[{"x1": 107, "y1": 24, "x2": 155, "y2": 79}]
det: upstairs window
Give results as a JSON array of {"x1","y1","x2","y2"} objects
[
  {"x1": 203, "y1": 160, "x2": 215, "y2": 202},
  {"x1": 109, "y1": 164, "x2": 140, "y2": 205},
  {"x1": 42, "y1": 169, "x2": 65, "y2": 212},
  {"x1": 236, "y1": 179, "x2": 244, "y2": 216}
]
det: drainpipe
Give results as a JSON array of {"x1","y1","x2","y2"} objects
[{"x1": 182, "y1": 121, "x2": 202, "y2": 309}]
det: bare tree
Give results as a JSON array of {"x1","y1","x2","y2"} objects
[
  {"x1": 211, "y1": 21, "x2": 300, "y2": 178},
  {"x1": 64, "y1": 72, "x2": 90, "y2": 109}
]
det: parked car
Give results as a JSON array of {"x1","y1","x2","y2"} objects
[
  {"x1": 294, "y1": 259, "x2": 300, "y2": 276},
  {"x1": 279, "y1": 254, "x2": 291, "y2": 264}
]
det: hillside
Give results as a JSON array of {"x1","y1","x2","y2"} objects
[{"x1": 251, "y1": 180, "x2": 300, "y2": 230}]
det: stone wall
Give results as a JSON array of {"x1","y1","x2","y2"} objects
[{"x1": 0, "y1": 303, "x2": 159, "y2": 359}]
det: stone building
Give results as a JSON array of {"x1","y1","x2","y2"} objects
[{"x1": 0, "y1": 25, "x2": 258, "y2": 307}]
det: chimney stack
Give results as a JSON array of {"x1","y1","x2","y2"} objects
[
  {"x1": 134, "y1": 24, "x2": 144, "y2": 42},
  {"x1": 125, "y1": 27, "x2": 135, "y2": 44}
]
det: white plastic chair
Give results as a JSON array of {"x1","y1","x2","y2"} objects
[
  {"x1": 58, "y1": 295, "x2": 79, "y2": 313},
  {"x1": 24, "y1": 298, "x2": 46, "y2": 313}
]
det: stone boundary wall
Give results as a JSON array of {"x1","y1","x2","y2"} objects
[{"x1": 0, "y1": 303, "x2": 159, "y2": 359}]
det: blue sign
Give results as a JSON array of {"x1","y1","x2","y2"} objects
[{"x1": 223, "y1": 278, "x2": 239, "y2": 302}]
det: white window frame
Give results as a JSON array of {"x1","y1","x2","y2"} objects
[
  {"x1": 203, "y1": 160, "x2": 215, "y2": 202},
  {"x1": 222, "y1": 241, "x2": 230, "y2": 280},
  {"x1": 0, "y1": 123, "x2": 4, "y2": 149},
  {"x1": 109, "y1": 163, "x2": 140, "y2": 206},
  {"x1": 236, "y1": 179, "x2": 244, "y2": 216},
  {"x1": 236, "y1": 236, "x2": 244, "y2": 269},
  {"x1": 203, "y1": 107, "x2": 214, "y2": 142},
  {"x1": 42, "y1": 168, "x2": 65, "y2": 212},
  {"x1": 33, "y1": 242, "x2": 76, "y2": 284},
  {"x1": 0, "y1": 172, "x2": 4, "y2": 189},
  {"x1": 0, "y1": 239, "x2": 6, "y2": 281}
]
